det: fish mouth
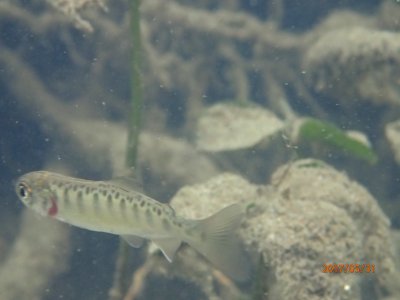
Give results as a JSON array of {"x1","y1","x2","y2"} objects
[{"x1": 13, "y1": 176, "x2": 24, "y2": 192}]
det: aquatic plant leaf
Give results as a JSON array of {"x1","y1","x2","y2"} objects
[
  {"x1": 196, "y1": 103, "x2": 284, "y2": 152},
  {"x1": 297, "y1": 118, "x2": 378, "y2": 164}
]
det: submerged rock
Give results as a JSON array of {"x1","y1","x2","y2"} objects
[
  {"x1": 303, "y1": 27, "x2": 400, "y2": 106},
  {"x1": 386, "y1": 120, "x2": 400, "y2": 165},
  {"x1": 196, "y1": 103, "x2": 284, "y2": 152},
  {"x1": 249, "y1": 159, "x2": 397, "y2": 299},
  {"x1": 167, "y1": 159, "x2": 398, "y2": 300}
]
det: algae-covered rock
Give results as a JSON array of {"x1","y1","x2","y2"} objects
[
  {"x1": 254, "y1": 159, "x2": 398, "y2": 299},
  {"x1": 386, "y1": 120, "x2": 400, "y2": 165},
  {"x1": 166, "y1": 159, "x2": 398, "y2": 300},
  {"x1": 171, "y1": 172, "x2": 257, "y2": 219},
  {"x1": 196, "y1": 103, "x2": 284, "y2": 152},
  {"x1": 303, "y1": 27, "x2": 400, "y2": 106}
]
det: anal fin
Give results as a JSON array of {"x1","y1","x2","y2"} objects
[
  {"x1": 121, "y1": 235, "x2": 145, "y2": 248},
  {"x1": 152, "y1": 237, "x2": 181, "y2": 262}
]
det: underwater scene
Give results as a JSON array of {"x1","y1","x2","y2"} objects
[{"x1": 1, "y1": 0, "x2": 400, "y2": 299}]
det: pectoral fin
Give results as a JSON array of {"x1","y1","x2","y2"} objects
[
  {"x1": 121, "y1": 235, "x2": 145, "y2": 248},
  {"x1": 152, "y1": 237, "x2": 181, "y2": 262}
]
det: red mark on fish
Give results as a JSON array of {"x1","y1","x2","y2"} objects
[{"x1": 48, "y1": 197, "x2": 58, "y2": 217}]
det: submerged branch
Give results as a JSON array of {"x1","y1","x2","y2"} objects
[{"x1": 0, "y1": 211, "x2": 70, "y2": 300}]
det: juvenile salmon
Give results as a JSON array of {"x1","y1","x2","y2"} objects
[{"x1": 15, "y1": 171, "x2": 249, "y2": 281}]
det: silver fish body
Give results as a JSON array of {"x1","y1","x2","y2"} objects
[{"x1": 15, "y1": 171, "x2": 249, "y2": 281}]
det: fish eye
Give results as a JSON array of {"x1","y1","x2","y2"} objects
[{"x1": 18, "y1": 183, "x2": 30, "y2": 199}]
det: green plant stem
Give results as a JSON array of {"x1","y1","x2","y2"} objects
[
  {"x1": 126, "y1": 0, "x2": 143, "y2": 170},
  {"x1": 109, "y1": 1, "x2": 143, "y2": 299}
]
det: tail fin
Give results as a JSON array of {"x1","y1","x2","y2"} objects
[{"x1": 186, "y1": 203, "x2": 250, "y2": 282}]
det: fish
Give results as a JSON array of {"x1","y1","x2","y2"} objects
[{"x1": 15, "y1": 171, "x2": 250, "y2": 281}]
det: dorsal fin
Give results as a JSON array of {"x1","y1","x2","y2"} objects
[
  {"x1": 108, "y1": 176, "x2": 143, "y2": 192},
  {"x1": 106, "y1": 167, "x2": 143, "y2": 192}
]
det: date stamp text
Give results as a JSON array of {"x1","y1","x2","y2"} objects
[{"x1": 322, "y1": 263, "x2": 375, "y2": 273}]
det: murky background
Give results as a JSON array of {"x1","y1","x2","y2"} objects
[{"x1": 1, "y1": 0, "x2": 400, "y2": 299}]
